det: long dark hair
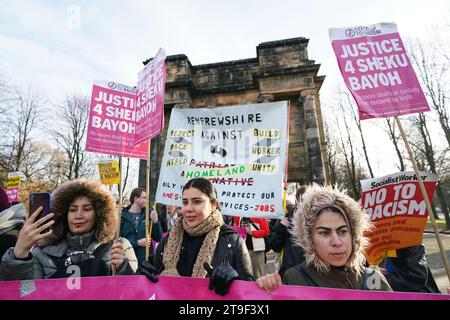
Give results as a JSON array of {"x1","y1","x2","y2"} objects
[{"x1": 182, "y1": 178, "x2": 219, "y2": 207}]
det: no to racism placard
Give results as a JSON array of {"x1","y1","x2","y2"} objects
[
  {"x1": 97, "y1": 160, "x2": 121, "y2": 185},
  {"x1": 361, "y1": 171, "x2": 438, "y2": 264},
  {"x1": 86, "y1": 80, "x2": 148, "y2": 159},
  {"x1": 329, "y1": 22, "x2": 429, "y2": 120},
  {"x1": 155, "y1": 101, "x2": 289, "y2": 218},
  {"x1": 134, "y1": 48, "x2": 166, "y2": 145}
]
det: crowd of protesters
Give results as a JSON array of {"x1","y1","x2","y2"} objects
[{"x1": 0, "y1": 178, "x2": 441, "y2": 296}]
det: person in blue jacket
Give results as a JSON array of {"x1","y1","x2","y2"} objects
[{"x1": 120, "y1": 187, "x2": 163, "y2": 266}]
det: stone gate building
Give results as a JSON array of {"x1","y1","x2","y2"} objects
[{"x1": 139, "y1": 37, "x2": 327, "y2": 201}]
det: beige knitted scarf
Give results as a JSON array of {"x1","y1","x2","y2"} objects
[{"x1": 161, "y1": 209, "x2": 223, "y2": 278}]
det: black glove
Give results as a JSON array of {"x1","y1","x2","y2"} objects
[
  {"x1": 203, "y1": 262, "x2": 238, "y2": 296},
  {"x1": 137, "y1": 260, "x2": 159, "y2": 283}
]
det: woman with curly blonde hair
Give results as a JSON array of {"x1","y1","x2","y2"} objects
[
  {"x1": 257, "y1": 184, "x2": 392, "y2": 292},
  {"x1": 1, "y1": 179, "x2": 137, "y2": 280}
]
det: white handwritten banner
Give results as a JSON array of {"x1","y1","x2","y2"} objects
[
  {"x1": 155, "y1": 101, "x2": 289, "y2": 218},
  {"x1": 329, "y1": 22, "x2": 429, "y2": 120}
]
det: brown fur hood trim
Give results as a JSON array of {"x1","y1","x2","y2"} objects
[
  {"x1": 291, "y1": 184, "x2": 371, "y2": 273},
  {"x1": 50, "y1": 179, "x2": 117, "y2": 244}
]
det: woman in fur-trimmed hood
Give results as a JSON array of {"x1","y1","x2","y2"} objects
[
  {"x1": 1, "y1": 179, "x2": 137, "y2": 280},
  {"x1": 257, "y1": 184, "x2": 392, "y2": 292}
]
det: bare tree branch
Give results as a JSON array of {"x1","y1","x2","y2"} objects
[
  {"x1": 384, "y1": 117, "x2": 406, "y2": 171},
  {"x1": 408, "y1": 39, "x2": 450, "y2": 148}
]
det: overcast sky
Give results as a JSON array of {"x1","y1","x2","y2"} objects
[{"x1": 1, "y1": 0, "x2": 449, "y2": 180}]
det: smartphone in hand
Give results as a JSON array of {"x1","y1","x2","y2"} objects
[{"x1": 29, "y1": 192, "x2": 51, "y2": 221}]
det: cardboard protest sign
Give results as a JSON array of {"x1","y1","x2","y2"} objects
[
  {"x1": 98, "y1": 160, "x2": 121, "y2": 185},
  {"x1": 134, "y1": 48, "x2": 166, "y2": 145},
  {"x1": 361, "y1": 171, "x2": 438, "y2": 264},
  {"x1": 155, "y1": 101, "x2": 289, "y2": 218},
  {"x1": 86, "y1": 80, "x2": 148, "y2": 159},
  {"x1": 329, "y1": 22, "x2": 429, "y2": 120},
  {"x1": 4, "y1": 175, "x2": 21, "y2": 203}
]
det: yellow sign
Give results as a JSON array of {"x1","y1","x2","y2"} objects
[
  {"x1": 98, "y1": 161, "x2": 121, "y2": 185},
  {"x1": 5, "y1": 176, "x2": 21, "y2": 189},
  {"x1": 166, "y1": 157, "x2": 189, "y2": 167}
]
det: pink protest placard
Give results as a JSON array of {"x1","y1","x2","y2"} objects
[
  {"x1": 86, "y1": 80, "x2": 148, "y2": 159},
  {"x1": 329, "y1": 22, "x2": 429, "y2": 120},
  {"x1": 0, "y1": 275, "x2": 448, "y2": 300},
  {"x1": 134, "y1": 48, "x2": 166, "y2": 145}
]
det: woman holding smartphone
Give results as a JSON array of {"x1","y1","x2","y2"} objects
[{"x1": 0, "y1": 179, "x2": 137, "y2": 280}]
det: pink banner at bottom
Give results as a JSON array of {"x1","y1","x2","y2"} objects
[{"x1": 0, "y1": 276, "x2": 448, "y2": 300}]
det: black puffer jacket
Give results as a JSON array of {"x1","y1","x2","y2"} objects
[{"x1": 154, "y1": 224, "x2": 253, "y2": 281}]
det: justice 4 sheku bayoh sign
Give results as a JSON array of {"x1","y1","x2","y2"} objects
[
  {"x1": 329, "y1": 22, "x2": 429, "y2": 120},
  {"x1": 360, "y1": 171, "x2": 438, "y2": 264},
  {"x1": 155, "y1": 101, "x2": 289, "y2": 218}
]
